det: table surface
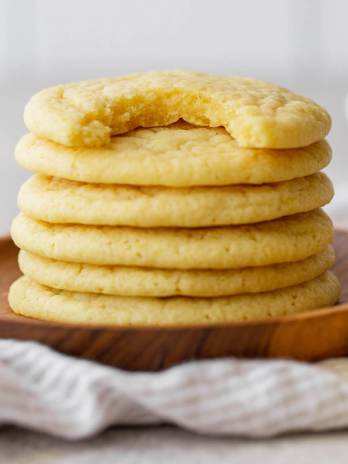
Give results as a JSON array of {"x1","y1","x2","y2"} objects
[{"x1": 1, "y1": 426, "x2": 348, "y2": 463}]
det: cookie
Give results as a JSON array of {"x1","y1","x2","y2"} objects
[
  {"x1": 9, "y1": 272, "x2": 340, "y2": 325},
  {"x1": 18, "y1": 247, "x2": 335, "y2": 297},
  {"x1": 23, "y1": 71, "x2": 330, "y2": 148},
  {"x1": 16, "y1": 127, "x2": 331, "y2": 187},
  {"x1": 11, "y1": 210, "x2": 333, "y2": 269},
  {"x1": 18, "y1": 173, "x2": 333, "y2": 227}
]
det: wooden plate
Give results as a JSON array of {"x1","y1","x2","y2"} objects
[{"x1": 1, "y1": 232, "x2": 348, "y2": 370}]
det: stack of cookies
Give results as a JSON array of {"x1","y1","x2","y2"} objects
[{"x1": 9, "y1": 71, "x2": 340, "y2": 325}]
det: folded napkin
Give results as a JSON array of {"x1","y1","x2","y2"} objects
[{"x1": 1, "y1": 339, "x2": 348, "y2": 439}]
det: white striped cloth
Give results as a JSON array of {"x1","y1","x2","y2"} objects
[{"x1": 1, "y1": 339, "x2": 348, "y2": 439}]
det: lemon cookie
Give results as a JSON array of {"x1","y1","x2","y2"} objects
[
  {"x1": 18, "y1": 247, "x2": 335, "y2": 297},
  {"x1": 12, "y1": 210, "x2": 333, "y2": 269},
  {"x1": 24, "y1": 71, "x2": 330, "y2": 148},
  {"x1": 9, "y1": 272, "x2": 340, "y2": 325},
  {"x1": 18, "y1": 173, "x2": 333, "y2": 227},
  {"x1": 16, "y1": 128, "x2": 331, "y2": 187}
]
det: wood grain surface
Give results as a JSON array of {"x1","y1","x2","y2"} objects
[{"x1": 1, "y1": 232, "x2": 348, "y2": 370}]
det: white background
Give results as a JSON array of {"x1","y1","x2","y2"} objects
[{"x1": 0, "y1": 0, "x2": 347, "y2": 234}]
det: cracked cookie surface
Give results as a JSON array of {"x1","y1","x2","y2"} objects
[
  {"x1": 9, "y1": 273, "x2": 340, "y2": 325},
  {"x1": 16, "y1": 126, "x2": 331, "y2": 187},
  {"x1": 24, "y1": 71, "x2": 331, "y2": 148},
  {"x1": 11, "y1": 210, "x2": 333, "y2": 269}
]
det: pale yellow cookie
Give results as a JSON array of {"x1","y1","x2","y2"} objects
[
  {"x1": 23, "y1": 71, "x2": 330, "y2": 148},
  {"x1": 18, "y1": 173, "x2": 334, "y2": 227},
  {"x1": 16, "y1": 128, "x2": 331, "y2": 187},
  {"x1": 18, "y1": 247, "x2": 335, "y2": 297},
  {"x1": 11, "y1": 210, "x2": 333, "y2": 269},
  {"x1": 9, "y1": 273, "x2": 340, "y2": 325}
]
